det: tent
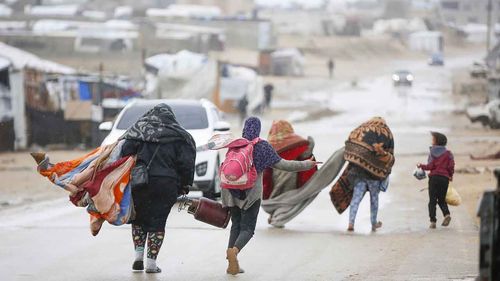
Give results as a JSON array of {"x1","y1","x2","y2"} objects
[
  {"x1": 270, "y1": 48, "x2": 305, "y2": 76},
  {"x1": 144, "y1": 50, "x2": 217, "y2": 100}
]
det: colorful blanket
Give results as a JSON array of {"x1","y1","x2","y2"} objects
[
  {"x1": 344, "y1": 117, "x2": 394, "y2": 179},
  {"x1": 33, "y1": 140, "x2": 135, "y2": 236},
  {"x1": 263, "y1": 120, "x2": 317, "y2": 200},
  {"x1": 328, "y1": 164, "x2": 352, "y2": 214}
]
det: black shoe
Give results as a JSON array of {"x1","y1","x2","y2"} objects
[{"x1": 132, "y1": 260, "x2": 144, "y2": 271}]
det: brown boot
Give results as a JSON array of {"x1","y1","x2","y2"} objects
[
  {"x1": 429, "y1": 222, "x2": 436, "y2": 229},
  {"x1": 442, "y1": 215, "x2": 451, "y2": 227},
  {"x1": 226, "y1": 247, "x2": 240, "y2": 275},
  {"x1": 371, "y1": 221, "x2": 382, "y2": 232},
  {"x1": 347, "y1": 223, "x2": 354, "y2": 232}
]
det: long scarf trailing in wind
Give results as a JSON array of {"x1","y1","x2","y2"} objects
[
  {"x1": 33, "y1": 141, "x2": 135, "y2": 236},
  {"x1": 344, "y1": 117, "x2": 395, "y2": 179}
]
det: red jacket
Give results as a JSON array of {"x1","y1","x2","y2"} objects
[{"x1": 420, "y1": 150, "x2": 455, "y2": 180}]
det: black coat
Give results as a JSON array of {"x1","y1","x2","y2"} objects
[
  {"x1": 121, "y1": 139, "x2": 196, "y2": 232},
  {"x1": 121, "y1": 139, "x2": 196, "y2": 188}
]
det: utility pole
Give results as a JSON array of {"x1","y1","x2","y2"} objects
[{"x1": 486, "y1": 0, "x2": 492, "y2": 53}]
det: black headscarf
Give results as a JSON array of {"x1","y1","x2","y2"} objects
[{"x1": 121, "y1": 103, "x2": 196, "y2": 151}]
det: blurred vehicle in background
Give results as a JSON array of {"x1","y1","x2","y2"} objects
[
  {"x1": 392, "y1": 70, "x2": 414, "y2": 87},
  {"x1": 470, "y1": 62, "x2": 488, "y2": 78},
  {"x1": 428, "y1": 53, "x2": 444, "y2": 66},
  {"x1": 466, "y1": 100, "x2": 500, "y2": 128},
  {"x1": 99, "y1": 98, "x2": 230, "y2": 199}
]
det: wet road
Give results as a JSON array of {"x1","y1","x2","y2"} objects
[{"x1": 0, "y1": 56, "x2": 480, "y2": 281}]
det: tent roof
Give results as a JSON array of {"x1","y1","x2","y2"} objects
[{"x1": 0, "y1": 42, "x2": 75, "y2": 74}]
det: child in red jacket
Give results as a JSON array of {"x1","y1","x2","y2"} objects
[{"x1": 418, "y1": 132, "x2": 455, "y2": 229}]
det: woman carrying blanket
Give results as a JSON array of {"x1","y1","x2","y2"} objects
[
  {"x1": 121, "y1": 103, "x2": 196, "y2": 274},
  {"x1": 345, "y1": 117, "x2": 394, "y2": 232},
  {"x1": 262, "y1": 120, "x2": 317, "y2": 201},
  {"x1": 222, "y1": 117, "x2": 317, "y2": 275}
]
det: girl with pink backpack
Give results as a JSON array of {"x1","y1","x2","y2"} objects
[{"x1": 220, "y1": 117, "x2": 317, "y2": 275}]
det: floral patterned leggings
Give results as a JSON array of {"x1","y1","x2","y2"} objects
[
  {"x1": 132, "y1": 224, "x2": 165, "y2": 260},
  {"x1": 348, "y1": 179, "x2": 382, "y2": 226}
]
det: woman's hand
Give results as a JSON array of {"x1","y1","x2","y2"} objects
[{"x1": 179, "y1": 185, "x2": 191, "y2": 195}]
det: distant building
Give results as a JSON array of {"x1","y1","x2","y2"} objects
[
  {"x1": 175, "y1": 0, "x2": 254, "y2": 16},
  {"x1": 439, "y1": 0, "x2": 500, "y2": 25}
]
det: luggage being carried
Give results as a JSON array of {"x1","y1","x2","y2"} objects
[{"x1": 178, "y1": 196, "x2": 230, "y2": 228}]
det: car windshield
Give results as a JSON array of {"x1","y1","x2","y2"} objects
[
  {"x1": 116, "y1": 103, "x2": 209, "y2": 130},
  {"x1": 396, "y1": 70, "x2": 410, "y2": 76}
]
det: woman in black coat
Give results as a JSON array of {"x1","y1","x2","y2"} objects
[{"x1": 121, "y1": 103, "x2": 196, "y2": 274}]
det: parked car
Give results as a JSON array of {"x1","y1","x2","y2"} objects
[
  {"x1": 99, "y1": 99, "x2": 231, "y2": 198},
  {"x1": 466, "y1": 100, "x2": 500, "y2": 128},
  {"x1": 470, "y1": 62, "x2": 488, "y2": 79},
  {"x1": 392, "y1": 70, "x2": 414, "y2": 87},
  {"x1": 428, "y1": 53, "x2": 444, "y2": 66}
]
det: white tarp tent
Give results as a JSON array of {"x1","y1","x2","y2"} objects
[
  {"x1": 408, "y1": 31, "x2": 443, "y2": 53},
  {"x1": 146, "y1": 5, "x2": 221, "y2": 19},
  {"x1": 271, "y1": 48, "x2": 305, "y2": 76},
  {"x1": 0, "y1": 42, "x2": 75, "y2": 74},
  {"x1": 26, "y1": 5, "x2": 80, "y2": 17},
  {"x1": 460, "y1": 23, "x2": 500, "y2": 44},
  {"x1": 144, "y1": 50, "x2": 217, "y2": 100},
  {"x1": 0, "y1": 4, "x2": 13, "y2": 17},
  {"x1": 0, "y1": 42, "x2": 75, "y2": 150},
  {"x1": 220, "y1": 65, "x2": 264, "y2": 112},
  {"x1": 373, "y1": 18, "x2": 427, "y2": 35},
  {"x1": 0, "y1": 57, "x2": 11, "y2": 121}
]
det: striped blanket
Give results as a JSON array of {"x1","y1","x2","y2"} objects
[{"x1": 34, "y1": 140, "x2": 135, "y2": 236}]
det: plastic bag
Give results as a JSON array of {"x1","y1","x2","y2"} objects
[
  {"x1": 413, "y1": 168, "x2": 426, "y2": 180},
  {"x1": 446, "y1": 186, "x2": 462, "y2": 206}
]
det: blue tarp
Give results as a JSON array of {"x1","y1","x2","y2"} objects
[{"x1": 78, "y1": 81, "x2": 92, "y2": 101}]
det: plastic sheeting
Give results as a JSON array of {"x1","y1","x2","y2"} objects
[{"x1": 145, "y1": 50, "x2": 217, "y2": 100}]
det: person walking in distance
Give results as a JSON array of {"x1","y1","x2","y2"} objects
[
  {"x1": 237, "y1": 95, "x2": 249, "y2": 125},
  {"x1": 263, "y1": 83, "x2": 274, "y2": 110},
  {"x1": 327, "y1": 58, "x2": 335, "y2": 79}
]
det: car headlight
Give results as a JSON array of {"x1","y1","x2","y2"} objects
[
  {"x1": 392, "y1": 74, "x2": 400, "y2": 81},
  {"x1": 196, "y1": 162, "x2": 208, "y2": 177},
  {"x1": 406, "y1": 74, "x2": 414, "y2": 81}
]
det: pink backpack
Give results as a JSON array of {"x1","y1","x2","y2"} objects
[{"x1": 219, "y1": 138, "x2": 261, "y2": 190}]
